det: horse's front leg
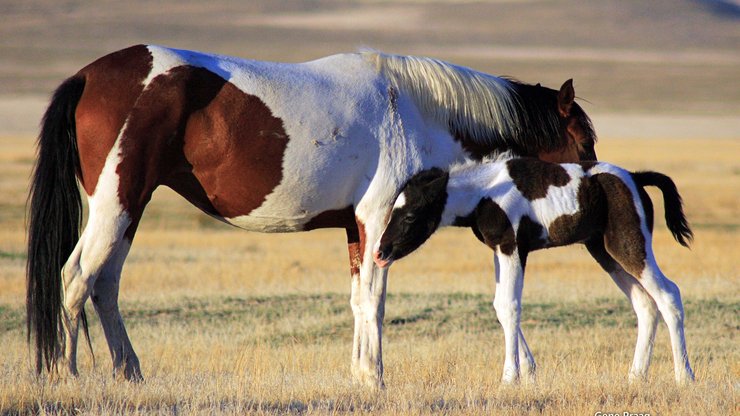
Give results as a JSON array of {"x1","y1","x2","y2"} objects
[
  {"x1": 348, "y1": 221, "x2": 388, "y2": 389},
  {"x1": 493, "y1": 250, "x2": 525, "y2": 384}
]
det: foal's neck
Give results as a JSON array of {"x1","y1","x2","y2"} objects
[{"x1": 441, "y1": 161, "x2": 508, "y2": 226}]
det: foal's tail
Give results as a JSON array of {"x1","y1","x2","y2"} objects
[
  {"x1": 632, "y1": 171, "x2": 693, "y2": 247},
  {"x1": 27, "y1": 76, "x2": 87, "y2": 374}
]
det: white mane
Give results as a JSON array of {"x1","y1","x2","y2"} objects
[
  {"x1": 448, "y1": 149, "x2": 517, "y2": 176},
  {"x1": 363, "y1": 51, "x2": 520, "y2": 146}
]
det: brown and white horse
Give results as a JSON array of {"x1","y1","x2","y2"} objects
[
  {"x1": 374, "y1": 157, "x2": 695, "y2": 384},
  {"x1": 27, "y1": 45, "x2": 597, "y2": 387}
]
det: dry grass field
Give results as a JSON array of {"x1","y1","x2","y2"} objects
[
  {"x1": 1, "y1": 0, "x2": 739, "y2": 414},
  {"x1": 0, "y1": 135, "x2": 737, "y2": 414}
]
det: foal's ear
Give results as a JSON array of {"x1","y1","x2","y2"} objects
[
  {"x1": 423, "y1": 170, "x2": 449, "y2": 198},
  {"x1": 557, "y1": 79, "x2": 575, "y2": 117}
]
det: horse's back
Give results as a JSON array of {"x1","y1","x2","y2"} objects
[{"x1": 73, "y1": 45, "x2": 390, "y2": 232}]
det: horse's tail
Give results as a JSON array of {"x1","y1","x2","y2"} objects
[
  {"x1": 632, "y1": 171, "x2": 693, "y2": 248},
  {"x1": 27, "y1": 75, "x2": 87, "y2": 374}
]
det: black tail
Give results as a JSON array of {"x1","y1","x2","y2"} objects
[
  {"x1": 27, "y1": 76, "x2": 86, "y2": 374},
  {"x1": 632, "y1": 171, "x2": 693, "y2": 247}
]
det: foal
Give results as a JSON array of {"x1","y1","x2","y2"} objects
[{"x1": 373, "y1": 157, "x2": 695, "y2": 384}]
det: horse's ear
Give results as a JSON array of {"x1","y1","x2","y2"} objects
[{"x1": 557, "y1": 79, "x2": 575, "y2": 117}]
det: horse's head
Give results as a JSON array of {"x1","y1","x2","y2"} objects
[
  {"x1": 373, "y1": 168, "x2": 449, "y2": 268},
  {"x1": 538, "y1": 79, "x2": 597, "y2": 163}
]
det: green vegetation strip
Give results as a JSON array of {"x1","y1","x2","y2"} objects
[
  {"x1": 0, "y1": 250, "x2": 26, "y2": 260},
  {"x1": 2, "y1": 294, "x2": 736, "y2": 345}
]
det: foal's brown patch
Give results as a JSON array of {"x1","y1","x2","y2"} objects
[
  {"x1": 75, "y1": 44, "x2": 153, "y2": 195},
  {"x1": 473, "y1": 198, "x2": 516, "y2": 255},
  {"x1": 548, "y1": 177, "x2": 607, "y2": 245},
  {"x1": 516, "y1": 216, "x2": 546, "y2": 250},
  {"x1": 593, "y1": 173, "x2": 647, "y2": 276},
  {"x1": 506, "y1": 158, "x2": 571, "y2": 200},
  {"x1": 515, "y1": 216, "x2": 546, "y2": 267}
]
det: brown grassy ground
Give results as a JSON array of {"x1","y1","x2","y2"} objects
[{"x1": 0, "y1": 135, "x2": 737, "y2": 414}]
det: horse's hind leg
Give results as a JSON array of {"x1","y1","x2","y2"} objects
[
  {"x1": 91, "y1": 235, "x2": 141, "y2": 380},
  {"x1": 61, "y1": 134, "x2": 151, "y2": 379},
  {"x1": 61, "y1": 204, "x2": 132, "y2": 377},
  {"x1": 586, "y1": 238, "x2": 659, "y2": 381}
]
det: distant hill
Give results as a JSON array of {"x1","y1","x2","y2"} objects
[{"x1": 0, "y1": 0, "x2": 737, "y2": 131}]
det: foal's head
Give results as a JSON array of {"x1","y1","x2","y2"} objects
[{"x1": 374, "y1": 168, "x2": 449, "y2": 268}]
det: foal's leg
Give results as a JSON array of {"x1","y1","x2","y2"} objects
[
  {"x1": 586, "y1": 239, "x2": 659, "y2": 381},
  {"x1": 517, "y1": 328, "x2": 536, "y2": 383},
  {"x1": 634, "y1": 253, "x2": 694, "y2": 383},
  {"x1": 607, "y1": 238, "x2": 694, "y2": 383},
  {"x1": 91, "y1": 236, "x2": 141, "y2": 380},
  {"x1": 493, "y1": 250, "x2": 525, "y2": 383}
]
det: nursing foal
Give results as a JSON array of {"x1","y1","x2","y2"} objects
[{"x1": 373, "y1": 157, "x2": 695, "y2": 384}]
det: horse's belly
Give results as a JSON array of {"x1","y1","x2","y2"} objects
[{"x1": 224, "y1": 212, "x2": 312, "y2": 233}]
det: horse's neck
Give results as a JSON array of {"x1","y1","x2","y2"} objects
[{"x1": 441, "y1": 163, "x2": 506, "y2": 226}]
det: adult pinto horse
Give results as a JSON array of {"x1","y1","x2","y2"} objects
[{"x1": 27, "y1": 45, "x2": 597, "y2": 387}]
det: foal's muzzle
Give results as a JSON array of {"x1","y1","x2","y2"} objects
[{"x1": 373, "y1": 245, "x2": 393, "y2": 269}]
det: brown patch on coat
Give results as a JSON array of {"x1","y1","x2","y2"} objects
[
  {"x1": 636, "y1": 186, "x2": 654, "y2": 232},
  {"x1": 74, "y1": 45, "x2": 152, "y2": 195},
  {"x1": 593, "y1": 173, "x2": 647, "y2": 276},
  {"x1": 515, "y1": 216, "x2": 546, "y2": 267},
  {"x1": 506, "y1": 158, "x2": 571, "y2": 200},
  {"x1": 547, "y1": 177, "x2": 607, "y2": 246},
  {"x1": 303, "y1": 206, "x2": 356, "y2": 231},
  {"x1": 585, "y1": 238, "x2": 620, "y2": 274},
  {"x1": 354, "y1": 217, "x2": 367, "y2": 274},
  {"x1": 473, "y1": 198, "x2": 516, "y2": 255},
  {"x1": 112, "y1": 65, "x2": 290, "y2": 231},
  {"x1": 516, "y1": 216, "x2": 546, "y2": 250},
  {"x1": 305, "y1": 207, "x2": 362, "y2": 275},
  {"x1": 345, "y1": 225, "x2": 363, "y2": 277},
  {"x1": 180, "y1": 71, "x2": 289, "y2": 218}
]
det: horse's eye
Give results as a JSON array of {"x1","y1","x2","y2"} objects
[{"x1": 404, "y1": 213, "x2": 416, "y2": 223}]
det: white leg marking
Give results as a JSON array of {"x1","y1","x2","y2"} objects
[
  {"x1": 638, "y1": 258, "x2": 694, "y2": 384},
  {"x1": 607, "y1": 267, "x2": 659, "y2": 382},
  {"x1": 350, "y1": 269, "x2": 362, "y2": 377},
  {"x1": 350, "y1": 219, "x2": 389, "y2": 388},
  {"x1": 62, "y1": 132, "x2": 132, "y2": 377},
  {"x1": 493, "y1": 252, "x2": 524, "y2": 384}
]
